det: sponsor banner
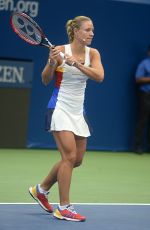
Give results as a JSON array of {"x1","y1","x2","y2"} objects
[
  {"x1": 0, "y1": 59, "x2": 33, "y2": 88},
  {"x1": 0, "y1": 0, "x2": 39, "y2": 17}
]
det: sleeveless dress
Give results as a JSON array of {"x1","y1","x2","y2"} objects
[{"x1": 45, "y1": 44, "x2": 91, "y2": 137}]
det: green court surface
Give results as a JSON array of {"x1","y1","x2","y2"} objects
[{"x1": 0, "y1": 149, "x2": 150, "y2": 203}]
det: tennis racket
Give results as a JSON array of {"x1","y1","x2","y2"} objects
[{"x1": 10, "y1": 11, "x2": 64, "y2": 58}]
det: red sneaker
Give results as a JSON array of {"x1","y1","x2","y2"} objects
[
  {"x1": 53, "y1": 205, "x2": 86, "y2": 222},
  {"x1": 29, "y1": 185, "x2": 53, "y2": 213}
]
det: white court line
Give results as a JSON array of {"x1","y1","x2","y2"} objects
[{"x1": 0, "y1": 203, "x2": 150, "y2": 205}]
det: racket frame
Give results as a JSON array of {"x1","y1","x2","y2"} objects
[{"x1": 10, "y1": 12, "x2": 64, "y2": 58}]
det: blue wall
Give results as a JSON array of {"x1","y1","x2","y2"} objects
[{"x1": 1, "y1": 0, "x2": 150, "y2": 151}]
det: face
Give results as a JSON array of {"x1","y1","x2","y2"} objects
[{"x1": 74, "y1": 20, "x2": 94, "y2": 45}]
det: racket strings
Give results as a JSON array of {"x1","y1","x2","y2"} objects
[{"x1": 12, "y1": 14, "x2": 42, "y2": 45}]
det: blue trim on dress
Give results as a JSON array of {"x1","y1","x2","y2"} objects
[{"x1": 47, "y1": 87, "x2": 59, "y2": 109}]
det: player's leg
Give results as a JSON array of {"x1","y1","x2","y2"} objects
[
  {"x1": 52, "y1": 131, "x2": 77, "y2": 205},
  {"x1": 28, "y1": 131, "x2": 74, "y2": 213},
  {"x1": 74, "y1": 135, "x2": 87, "y2": 168},
  {"x1": 29, "y1": 131, "x2": 87, "y2": 219},
  {"x1": 53, "y1": 131, "x2": 86, "y2": 221},
  {"x1": 40, "y1": 161, "x2": 61, "y2": 191},
  {"x1": 40, "y1": 136, "x2": 87, "y2": 190}
]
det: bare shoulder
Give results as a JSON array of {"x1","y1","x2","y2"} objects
[
  {"x1": 89, "y1": 47, "x2": 101, "y2": 61},
  {"x1": 90, "y1": 47, "x2": 100, "y2": 56}
]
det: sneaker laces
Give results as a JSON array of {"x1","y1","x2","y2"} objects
[
  {"x1": 44, "y1": 193, "x2": 48, "y2": 200},
  {"x1": 66, "y1": 205, "x2": 77, "y2": 214}
]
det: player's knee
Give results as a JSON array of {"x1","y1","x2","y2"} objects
[
  {"x1": 67, "y1": 153, "x2": 76, "y2": 165},
  {"x1": 74, "y1": 160, "x2": 83, "y2": 168}
]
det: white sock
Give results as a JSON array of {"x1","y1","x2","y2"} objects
[
  {"x1": 58, "y1": 204, "x2": 70, "y2": 210},
  {"x1": 37, "y1": 184, "x2": 49, "y2": 195}
]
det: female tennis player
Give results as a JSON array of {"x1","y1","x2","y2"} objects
[{"x1": 29, "y1": 16, "x2": 104, "y2": 222}]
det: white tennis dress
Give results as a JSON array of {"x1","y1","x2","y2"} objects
[{"x1": 46, "y1": 44, "x2": 91, "y2": 137}]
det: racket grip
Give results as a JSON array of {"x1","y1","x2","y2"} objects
[{"x1": 60, "y1": 52, "x2": 65, "y2": 59}]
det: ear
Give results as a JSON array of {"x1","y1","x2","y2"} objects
[{"x1": 74, "y1": 27, "x2": 78, "y2": 34}]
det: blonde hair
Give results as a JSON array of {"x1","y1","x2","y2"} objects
[{"x1": 66, "y1": 16, "x2": 92, "y2": 43}]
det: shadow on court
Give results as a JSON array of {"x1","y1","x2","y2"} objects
[{"x1": 0, "y1": 204, "x2": 150, "y2": 230}]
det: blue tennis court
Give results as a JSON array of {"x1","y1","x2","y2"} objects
[{"x1": 0, "y1": 204, "x2": 150, "y2": 230}]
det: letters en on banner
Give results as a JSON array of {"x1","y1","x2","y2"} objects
[
  {"x1": 0, "y1": 59, "x2": 33, "y2": 88},
  {"x1": 0, "y1": 0, "x2": 39, "y2": 17}
]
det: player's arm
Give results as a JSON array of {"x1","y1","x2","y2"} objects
[{"x1": 41, "y1": 46, "x2": 64, "y2": 85}]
